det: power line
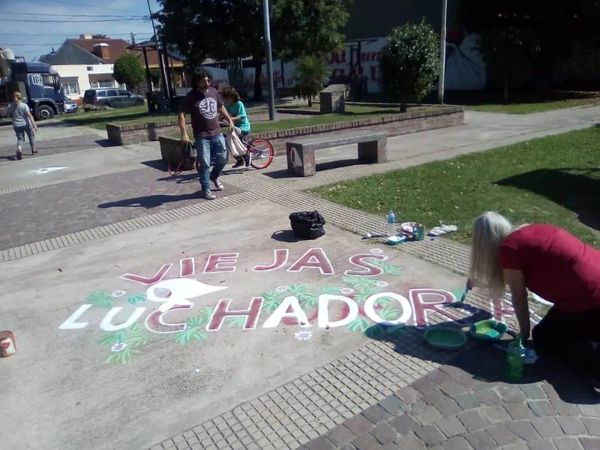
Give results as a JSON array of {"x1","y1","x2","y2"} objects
[
  {"x1": 0, "y1": 17, "x2": 149, "y2": 23},
  {"x1": 1, "y1": 12, "x2": 148, "y2": 18},
  {"x1": 0, "y1": 32, "x2": 153, "y2": 36},
  {"x1": 48, "y1": 0, "x2": 142, "y2": 15}
]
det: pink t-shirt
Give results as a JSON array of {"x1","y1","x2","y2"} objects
[{"x1": 498, "y1": 224, "x2": 600, "y2": 312}]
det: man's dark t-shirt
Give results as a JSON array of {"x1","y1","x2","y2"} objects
[{"x1": 180, "y1": 87, "x2": 223, "y2": 137}]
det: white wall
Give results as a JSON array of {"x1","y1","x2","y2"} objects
[
  {"x1": 239, "y1": 33, "x2": 486, "y2": 95},
  {"x1": 50, "y1": 64, "x2": 117, "y2": 100}
]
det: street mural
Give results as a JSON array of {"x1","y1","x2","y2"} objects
[{"x1": 58, "y1": 247, "x2": 528, "y2": 365}]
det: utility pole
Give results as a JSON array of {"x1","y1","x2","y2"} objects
[
  {"x1": 438, "y1": 0, "x2": 448, "y2": 104},
  {"x1": 262, "y1": 0, "x2": 276, "y2": 121},
  {"x1": 146, "y1": 0, "x2": 170, "y2": 103},
  {"x1": 130, "y1": 32, "x2": 136, "y2": 46}
]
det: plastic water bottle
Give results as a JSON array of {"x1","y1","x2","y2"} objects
[
  {"x1": 506, "y1": 337, "x2": 526, "y2": 382},
  {"x1": 386, "y1": 211, "x2": 397, "y2": 237}
]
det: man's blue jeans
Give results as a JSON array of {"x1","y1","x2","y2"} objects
[{"x1": 195, "y1": 134, "x2": 227, "y2": 193}]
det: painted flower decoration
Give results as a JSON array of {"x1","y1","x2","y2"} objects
[
  {"x1": 294, "y1": 331, "x2": 312, "y2": 341},
  {"x1": 111, "y1": 290, "x2": 127, "y2": 298},
  {"x1": 340, "y1": 288, "x2": 355, "y2": 295},
  {"x1": 111, "y1": 342, "x2": 128, "y2": 353},
  {"x1": 370, "y1": 248, "x2": 384, "y2": 254},
  {"x1": 376, "y1": 281, "x2": 388, "y2": 287},
  {"x1": 275, "y1": 286, "x2": 288, "y2": 293}
]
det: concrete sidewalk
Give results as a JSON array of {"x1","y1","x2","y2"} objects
[{"x1": 0, "y1": 105, "x2": 598, "y2": 450}]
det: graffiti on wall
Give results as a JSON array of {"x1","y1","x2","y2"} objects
[
  {"x1": 241, "y1": 31, "x2": 486, "y2": 94},
  {"x1": 58, "y1": 247, "x2": 526, "y2": 365}
]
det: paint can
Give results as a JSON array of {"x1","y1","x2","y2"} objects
[{"x1": 0, "y1": 330, "x2": 17, "y2": 357}]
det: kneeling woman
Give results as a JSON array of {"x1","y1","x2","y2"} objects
[{"x1": 469, "y1": 212, "x2": 600, "y2": 380}]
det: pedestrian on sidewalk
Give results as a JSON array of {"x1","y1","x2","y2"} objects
[
  {"x1": 8, "y1": 91, "x2": 37, "y2": 160},
  {"x1": 178, "y1": 70, "x2": 234, "y2": 200},
  {"x1": 468, "y1": 211, "x2": 600, "y2": 387},
  {"x1": 221, "y1": 86, "x2": 251, "y2": 168}
]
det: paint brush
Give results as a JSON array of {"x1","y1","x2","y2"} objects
[{"x1": 447, "y1": 281, "x2": 471, "y2": 307}]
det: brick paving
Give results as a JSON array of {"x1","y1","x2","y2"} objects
[
  {"x1": 302, "y1": 355, "x2": 599, "y2": 450},
  {"x1": 0, "y1": 134, "x2": 107, "y2": 160},
  {"x1": 0, "y1": 166, "x2": 243, "y2": 250}
]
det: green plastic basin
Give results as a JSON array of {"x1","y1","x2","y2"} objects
[
  {"x1": 469, "y1": 319, "x2": 508, "y2": 341},
  {"x1": 424, "y1": 327, "x2": 467, "y2": 350}
]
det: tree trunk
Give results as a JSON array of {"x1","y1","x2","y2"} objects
[
  {"x1": 400, "y1": 103, "x2": 407, "y2": 113},
  {"x1": 308, "y1": 95, "x2": 313, "y2": 107},
  {"x1": 253, "y1": 58, "x2": 262, "y2": 100},
  {"x1": 503, "y1": 76, "x2": 509, "y2": 103}
]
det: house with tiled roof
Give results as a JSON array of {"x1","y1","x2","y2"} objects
[{"x1": 39, "y1": 34, "x2": 185, "y2": 102}]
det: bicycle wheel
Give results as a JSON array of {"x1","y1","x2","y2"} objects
[{"x1": 248, "y1": 138, "x2": 274, "y2": 169}]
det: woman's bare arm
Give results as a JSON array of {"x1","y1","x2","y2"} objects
[{"x1": 504, "y1": 269, "x2": 530, "y2": 339}]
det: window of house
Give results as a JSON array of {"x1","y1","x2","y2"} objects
[
  {"x1": 90, "y1": 79, "x2": 116, "y2": 88},
  {"x1": 87, "y1": 66, "x2": 93, "y2": 71},
  {"x1": 61, "y1": 77, "x2": 80, "y2": 95}
]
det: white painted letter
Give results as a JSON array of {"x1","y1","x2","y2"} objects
[
  {"x1": 100, "y1": 307, "x2": 146, "y2": 331},
  {"x1": 318, "y1": 295, "x2": 358, "y2": 328},
  {"x1": 262, "y1": 296, "x2": 311, "y2": 328},
  {"x1": 364, "y1": 292, "x2": 412, "y2": 325},
  {"x1": 59, "y1": 304, "x2": 92, "y2": 330}
]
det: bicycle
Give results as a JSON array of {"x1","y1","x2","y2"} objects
[
  {"x1": 239, "y1": 136, "x2": 275, "y2": 170},
  {"x1": 168, "y1": 136, "x2": 275, "y2": 177}
]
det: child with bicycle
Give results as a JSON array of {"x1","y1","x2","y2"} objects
[{"x1": 221, "y1": 86, "x2": 251, "y2": 168}]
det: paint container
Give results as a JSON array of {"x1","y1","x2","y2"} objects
[{"x1": 0, "y1": 331, "x2": 16, "y2": 357}]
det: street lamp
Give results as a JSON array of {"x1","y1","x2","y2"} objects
[
  {"x1": 438, "y1": 0, "x2": 448, "y2": 104},
  {"x1": 263, "y1": 0, "x2": 276, "y2": 120}
]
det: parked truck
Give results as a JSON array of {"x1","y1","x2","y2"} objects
[{"x1": 0, "y1": 48, "x2": 66, "y2": 120}]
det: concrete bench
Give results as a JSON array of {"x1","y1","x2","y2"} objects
[{"x1": 286, "y1": 131, "x2": 387, "y2": 177}]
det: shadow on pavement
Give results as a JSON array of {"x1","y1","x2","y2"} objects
[
  {"x1": 263, "y1": 158, "x2": 370, "y2": 179},
  {"x1": 366, "y1": 304, "x2": 599, "y2": 405},
  {"x1": 271, "y1": 230, "x2": 303, "y2": 243},
  {"x1": 98, "y1": 192, "x2": 199, "y2": 209}
]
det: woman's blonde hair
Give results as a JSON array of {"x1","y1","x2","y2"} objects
[
  {"x1": 469, "y1": 211, "x2": 513, "y2": 298},
  {"x1": 13, "y1": 91, "x2": 22, "y2": 101}
]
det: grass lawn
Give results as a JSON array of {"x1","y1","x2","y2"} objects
[
  {"x1": 314, "y1": 127, "x2": 600, "y2": 247},
  {"x1": 62, "y1": 105, "x2": 160, "y2": 130},
  {"x1": 445, "y1": 91, "x2": 600, "y2": 114},
  {"x1": 63, "y1": 103, "x2": 415, "y2": 132}
]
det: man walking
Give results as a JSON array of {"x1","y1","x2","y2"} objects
[{"x1": 179, "y1": 70, "x2": 234, "y2": 199}]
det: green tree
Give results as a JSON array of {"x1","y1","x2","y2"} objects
[
  {"x1": 478, "y1": 27, "x2": 537, "y2": 101},
  {"x1": 459, "y1": 0, "x2": 600, "y2": 88},
  {"x1": 149, "y1": 68, "x2": 161, "y2": 85},
  {"x1": 113, "y1": 54, "x2": 145, "y2": 91},
  {"x1": 156, "y1": 0, "x2": 353, "y2": 99},
  {"x1": 272, "y1": 0, "x2": 353, "y2": 60},
  {"x1": 156, "y1": 0, "x2": 265, "y2": 99},
  {"x1": 379, "y1": 22, "x2": 439, "y2": 110},
  {"x1": 294, "y1": 55, "x2": 329, "y2": 106}
]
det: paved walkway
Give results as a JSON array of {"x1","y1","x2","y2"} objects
[{"x1": 0, "y1": 106, "x2": 598, "y2": 449}]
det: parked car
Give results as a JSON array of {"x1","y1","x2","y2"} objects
[
  {"x1": 83, "y1": 88, "x2": 144, "y2": 108},
  {"x1": 64, "y1": 99, "x2": 78, "y2": 113}
]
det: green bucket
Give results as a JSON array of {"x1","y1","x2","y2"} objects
[{"x1": 424, "y1": 326, "x2": 467, "y2": 350}]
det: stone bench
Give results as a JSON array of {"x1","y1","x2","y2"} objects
[{"x1": 286, "y1": 131, "x2": 387, "y2": 177}]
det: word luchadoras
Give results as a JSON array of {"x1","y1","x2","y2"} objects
[{"x1": 58, "y1": 247, "x2": 516, "y2": 333}]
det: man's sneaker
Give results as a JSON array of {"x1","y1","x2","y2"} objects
[
  {"x1": 211, "y1": 177, "x2": 224, "y2": 191},
  {"x1": 232, "y1": 157, "x2": 244, "y2": 169},
  {"x1": 15, "y1": 151, "x2": 22, "y2": 160},
  {"x1": 200, "y1": 190, "x2": 216, "y2": 200}
]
